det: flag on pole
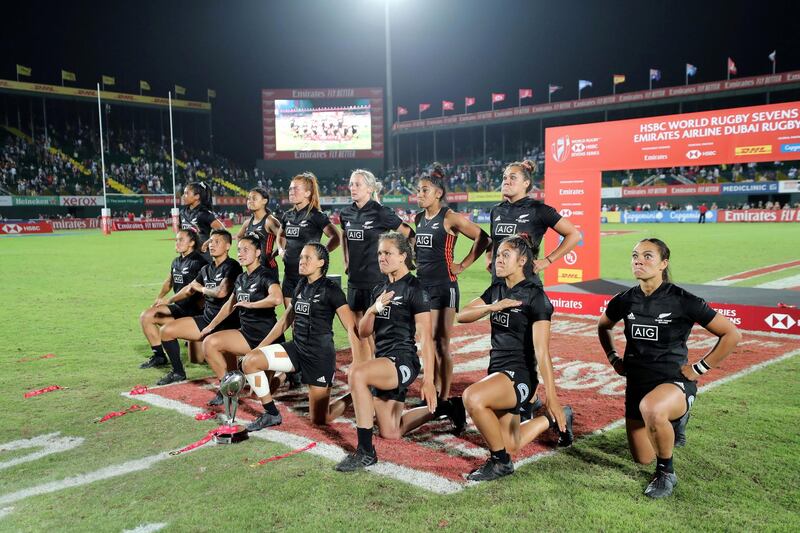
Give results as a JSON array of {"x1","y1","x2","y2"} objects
[
  {"x1": 16, "y1": 64, "x2": 32, "y2": 77},
  {"x1": 397, "y1": 106, "x2": 408, "y2": 116},
  {"x1": 207, "y1": 89, "x2": 216, "y2": 99},
  {"x1": 548, "y1": 84, "x2": 562, "y2": 95},
  {"x1": 649, "y1": 69, "x2": 661, "y2": 81},
  {"x1": 613, "y1": 75, "x2": 626, "y2": 85},
  {"x1": 768, "y1": 50, "x2": 776, "y2": 63},
  {"x1": 442, "y1": 100, "x2": 454, "y2": 111},
  {"x1": 686, "y1": 64, "x2": 697, "y2": 77},
  {"x1": 727, "y1": 57, "x2": 737, "y2": 75},
  {"x1": 175, "y1": 85, "x2": 186, "y2": 96},
  {"x1": 139, "y1": 80, "x2": 150, "y2": 91},
  {"x1": 518, "y1": 88, "x2": 533, "y2": 100},
  {"x1": 419, "y1": 103, "x2": 431, "y2": 113},
  {"x1": 491, "y1": 93, "x2": 506, "y2": 103},
  {"x1": 465, "y1": 96, "x2": 476, "y2": 108},
  {"x1": 102, "y1": 75, "x2": 115, "y2": 86},
  {"x1": 578, "y1": 80, "x2": 592, "y2": 91},
  {"x1": 61, "y1": 70, "x2": 76, "y2": 82}
]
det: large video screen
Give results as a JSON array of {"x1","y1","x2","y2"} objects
[{"x1": 262, "y1": 88, "x2": 384, "y2": 160}]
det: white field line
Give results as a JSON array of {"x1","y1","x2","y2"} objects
[
  {"x1": 755, "y1": 274, "x2": 800, "y2": 290},
  {"x1": 708, "y1": 260, "x2": 800, "y2": 285},
  {"x1": 0, "y1": 507, "x2": 13, "y2": 519},
  {"x1": 122, "y1": 523, "x2": 167, "y2": 533}
]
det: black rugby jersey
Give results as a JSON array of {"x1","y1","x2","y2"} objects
[
  {"x1": 414, "y1": 207, "x2": 457, "y2": 286},
  {"x1": 371, "y1": 273, "x2": 431, "y2": 358},
  {"x1": 170, "y1": 251, "x2": 205, "y2": 308},
  {"x1": 179, "y1": 205, "x2": 218, "y2": 246},
  {"x1": 479, "y1": 279, "x2": 553, "y2": 374},
  {"x1": 244, "y1": 214, "x2": 279, "y2": 275},
  {"x1": 605, "y1": 282, "x2": 716, "y2": 385},
  {"x1": 340, "y1": 200, "x2": 403, "y2": 289},
  {"x1": 233, "y1": 265, "x2": 280, "y2": 336},
  {"x1": 281, "y1": 207, "x2": 331, "y2": 280},
  {"x1": 489, "y1": 197, "x2": 561, "y2": 282},
  {"x1": 195, "y1": 257, "x2": 242, "y2": 321},
  {"x1": 291, "y1": 276, "x2": 348, "y2": 360}
]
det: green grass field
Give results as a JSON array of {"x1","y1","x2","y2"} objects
[{"x1": 1, "y1": 223, "x2": 798, "y2": 531}]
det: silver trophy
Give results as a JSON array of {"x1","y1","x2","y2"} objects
[{"x1": 213, "y1": 370, "x2": 249, "y2": 444}]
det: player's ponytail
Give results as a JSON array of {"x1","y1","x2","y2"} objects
[
  {"x1": 188, "y1": 181, "x2": 213, "y2": 209},
  {"x1": 639, "y1": 238, "x2": 671, "y2": 283},
  {"x1": 504, "y1": 160, "x2": 537, "y2": 192}
]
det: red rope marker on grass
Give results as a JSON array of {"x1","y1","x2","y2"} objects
[
  {"x1": 94, "y1": 404, "x2": 149, "y2": 423},
  {"x1": 250, "y1": 442, "x2": 317, "y2": 467},
  {"x1": 169, "y1": 425, "x2": 243, "y2": 456},
  {"x1": 129, "y1": 385, "x2": 149, "y2": 395},
  {"x1": 194, "y1": 411, "x2": 217, "y2": 421},
  {"x1": 23, "y1": 385, "x2": 63, "y2": 398},
  {"x1": 17, "y1": 353, "x2": 57, "y2": 363}
]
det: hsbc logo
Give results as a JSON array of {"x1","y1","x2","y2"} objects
[
  {"x1": 491, "y1": 311, "x2": 510, "y2": 327},
  {"x1": 764, "y1": 313, "x2": 796, "y2": 330},
  {"x1": 551, "y1": 135, "x2": 570, "y2": 163},
  {"x1": 285, "y1": 226, "x2": 300, "y2": 238},
  {"x1": 686, "y1": 150, "x2": 701, "y2": 159},
  {"x1": 416, "y1": 233, "x2": 433, "y2": 248},
  {"x1": 571, "y1": 143, "x2": 585, "y2": 153},
  {"x1": 294, "y1": 301, "x2": 310, "y2": 315},
  {"x1": 559, "y1": 208, "x2": 573, "y2": 217},
  {"x1": 2, "y1": 224, "x2": 22, "y2": 234},
  {"x1": 347, "y1": 229, "x2": 364, "y2": 241},
  {"x1": 495, "y1": 223, "x2": 517, "y2": 236},
  {"x1": 564, "y1": 251, "x2": 578, "y2": 265},
  {"x1": 632, "y1": 324, "x2": 658, "y2": 341}
]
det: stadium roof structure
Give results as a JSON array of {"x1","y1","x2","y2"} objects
[
  {"x1": 0, "y1": 79, "x2": 211, "y2": 113},
  {"x1": 392, "y1": 70, "x2": 800, "y2": 135}
]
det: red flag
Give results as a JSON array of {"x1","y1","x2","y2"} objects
[
  {"x1": 465, "y1": 96, "x2": 476, "y2": 107},
  {"x1": 491, "y1": 93, "x2": 506, "y2": 103},
  {"x1": 518, "y1": 88, "x2": 533, "y2": 99},
  {"x1": 418, "y1": 103, "x2": 431, "y2": 113},
  {"x1": 397, "y1": 106, "x2": 408, "y2": 116},
  {"x1": 727, "y1": 57, "x2": 737, "y2": 75},
  {"x1": 442, "y1": 100, "x2": 454, "y2": 111}
]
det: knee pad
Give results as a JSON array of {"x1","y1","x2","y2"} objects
[
  {"x1": 257, "y1": 344, "x2": 295, "y2": 373},
  {"x1": 245, "y1": 371, "x2": 271, "y2": 398}
]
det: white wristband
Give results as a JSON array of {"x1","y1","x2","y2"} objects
[
  {"x1": 375, "y1": 300, "x2": 385, "y2": 314},
  {"x1": 692, "y1": 359, "x2": 711, "y2": 375}
]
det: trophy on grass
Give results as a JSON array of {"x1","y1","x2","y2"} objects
[{"x1": 213, "y1": 370, "x2": 249, "y2": 444}]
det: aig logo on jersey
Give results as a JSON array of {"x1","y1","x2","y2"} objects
[
  {"x1": 377, "y1": 303, "x2": 391, "y2": 319},
  {"x1": 632, "y1": 324, "x2": 659, "y2": 341},
  {"x1": 491, "y1": 311, "x2": 510, "y2": 327},
  {"x1": 285, "y1": 226, "x2": 300, "y2": 238},
  {"x1": 294, "y1": 301, "x2": 311, "y2": 315},
  {"x1": 495, "y1": 223, "x2": 517, "y2": 236},
  {"x1": 236, "y1": 293, "x2": 251, "y2": 303},
  {"x1": 347, "y1": 228, "x2": 364, "y2": 241},
  {"x1": 416, "y1": 233, "x2": 433, "y2": 248},
  {"x1": 173, "y1": 274, "x2": 184, "y2": 284}
]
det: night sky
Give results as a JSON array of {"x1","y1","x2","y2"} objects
[{"x1": 2, "y1": 0, "x2": 797, "y2": 165}]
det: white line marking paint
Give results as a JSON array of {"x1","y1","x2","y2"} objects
[
  {"x1": 754, "y1": 273, "x2": 800, "y2": 290},
  {"x1": 122, "y1": 523, "x2": 167, "y2": 533},
  {"x1": 0, "y1": 433, "x2": 85, "y2": 471},
  {"x1": 0, "y1": 507, "x2": 13, "y2": 519}
]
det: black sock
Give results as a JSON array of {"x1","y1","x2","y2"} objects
[
  {"x1": 656, "y1": 455, "x2": 674, "y2": 474},
  {"x1": 162, "y1": 340, "x2": 183, "y2": 375},
  {"x1": 263, "y1": 401, "x2": 279, "y2": 416},
  {"x1": 433, "y1": 398, "x2": 452, "y2": 417},
  {"x1": 151, "y1": 345, "x2": 165, "y2": 359},
  {"x1": 357, "y1": 426, "x2": 374, "y2": 453},
  {"x1": 491, "y1": 448, "x2": 510, "y2": 464}
]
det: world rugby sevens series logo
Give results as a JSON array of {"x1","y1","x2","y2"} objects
[{"x1": 551, "y1": 135, "x2": 571, "y2": 163}]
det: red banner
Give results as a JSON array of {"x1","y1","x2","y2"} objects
[
  {"x1": 143, "y1": 195, "x2": 177, "y2": 206},
  {"x1": 112, "y1": 220, "x2": 170, "y2": 231},
  {"x1": 621, "y1": 183, "x2": 721, "y2": 198},
  {"x1": 546, "y1": 291, "x2": 800, "y2": 334},
  {"x1": 0, "y1": 221, "x2": 53, "y2": 234},
  {"x1": 717, "y1": 209, "x2": 800, "y2": 223},
  {"x1": 214, "y1": 196, "x2": 247, "y2": 206},
  {"x1": 51, "y1": 218, "x2": 101, "y2": 229}
]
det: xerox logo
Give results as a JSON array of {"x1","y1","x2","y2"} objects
[
  {"x1": 551, "y1": 135, "x2": 571, "y2": 163},
  {"x1": 764, "y1": 313, "x2": 796, "y2": 330},
  {"x1": 416, "y1": 233, "x2": 433, "y2": 248},
  {"x1": 491, "y1": 311, "x2": 510, "y2": 327},
  {"x1": 564, "y1": 251, "x2": 578, "y2": 265},
  {"x1": 495, "y1": 223, "x2": 517, "y2": 236},
  {"x1": 285, "y1": 226, "x2": 300, "y2": 237},
  {"x1": 294, "y1": 301, "x2": 311, "y2": 315},
  {"x1": 347, "y1": 228, "x2": 364, "y2": 241},
  {"x1": 632, "y1": 324, "x2": 658, "y2": 341}
]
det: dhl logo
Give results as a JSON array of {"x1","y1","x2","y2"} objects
[{"x1": 735, "y1": 145, "x2": 772, "y2": 156}]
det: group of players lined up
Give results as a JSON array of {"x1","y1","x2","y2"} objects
[{"x1": 136, "y1": 162, "x2": 741, "y2": 496}]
